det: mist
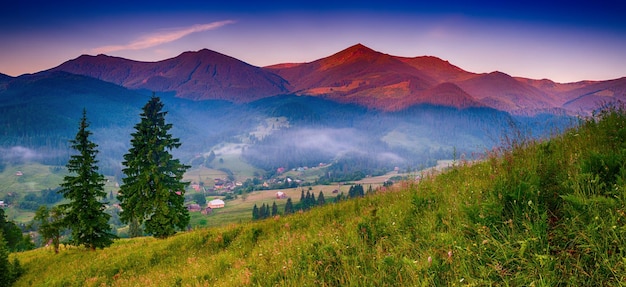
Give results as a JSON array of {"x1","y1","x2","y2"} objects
[
  {"x1": 0, "y1": 87, "x2": 574, "y2": 182},
  {"x1": 0, "y1": 146, "x2": 46, "y2": 162}
]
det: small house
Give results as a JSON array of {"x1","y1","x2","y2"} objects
[
  {"x1": 0, "y1": 200, "x2": 5, "y2": 208},
  {"x1": 276, "y1": 191, "x2": 286, "y2": 199},
  {"x1": 208, "y1": 199, "x2": 225, "y2": 209},
  {"x1": 201, "y1": 207, "x2": 213, "y2": 215},
  {"x1": 186, "y1": 203, "x2": 201, "y2": 212}
]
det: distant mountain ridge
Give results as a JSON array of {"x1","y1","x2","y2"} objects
[
  {"x1": 52, "y1": 49, "x2": 289, "y2": 102},
  {"x1": 0, "y1": 63, "x2": 573, "y2": 179},
  {"x1": 49, "y1": 44, "x2": 626, "y2": 114}
]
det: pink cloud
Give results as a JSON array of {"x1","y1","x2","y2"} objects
[{"x1": 92, "y1": 20, "x2": 235, "y2": 54}]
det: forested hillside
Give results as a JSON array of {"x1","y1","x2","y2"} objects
[{"x1": 0, "y1": 71, "x2": 572, "y2": 181}]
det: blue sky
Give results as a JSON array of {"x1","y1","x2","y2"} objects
[{"x1": 1, "y1": 0, "x2": 625, "y2": 82}]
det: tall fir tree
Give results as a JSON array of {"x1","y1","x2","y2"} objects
[
  {"x1": 118, "y1": 96, "x2": 190, "y2": 239},
  {"x1": 59, "y1": 109, "x2": 115, "y2": 250},
  {"x1": 271, "y1": 201, "x2": 278, "y2": 216}
]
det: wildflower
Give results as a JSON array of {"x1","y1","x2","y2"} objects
[
  {"x1": 428, "y1": 256, "x2": 432, "y2": 265},
  {"x1": 448, "y1": 250, "x2": 453, "y2": 259}
]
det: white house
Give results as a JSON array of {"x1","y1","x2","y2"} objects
[
  {"x1": 0, "y1": 200, "x2": 5, "y2": 207},
  {"x1": 208, "y1": 199, "x2": 225, "y2": 209}
]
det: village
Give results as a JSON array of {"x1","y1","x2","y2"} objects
[{"x1": 183, "y1": 172, "x2": 305, "y2": 216}]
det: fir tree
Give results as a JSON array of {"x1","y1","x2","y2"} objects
[
  {"x1": 348, "y1": 184, "x2": 365, "y2": 198},
  {"x1": 299, "y1": 189, "x2": 305, "y2": 210},
  {"x1": 317, "y1": 191, "x2": 326, "y2": 206},
  {"x1": 119, "y1": 96, "x2": 190, "y2": 239},
  {"x1": 128, "y1": 219, "x2": 142, "y2": 238},
  {"x1": 284, "y1": 198, "x2": 294, "y2": 214},
  {"x1": 252, "y1": 204, "x2": 259, "y2": 220},
  {"x1": 259, "y1": 204, "x2": 265, "y2": 219},
  {"x1": 271, "y1": 201, "x2": 278, "y2": 216},
  {"x1": 264, "y1": 203, "x2": 270, "y2": 218},
  {"x1": 0, "y1": 232, "x2": 13, "y2": 287},
  {"x1": 59, "y1": 110, "x2": 115, "y2": 250},
  {"x1": 304, "y1": 191, "x2": 311, "y2": 210}
]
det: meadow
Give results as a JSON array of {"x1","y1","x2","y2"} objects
[{"x1": 10, "y1": 105, "x2": 626, "y2": 286}]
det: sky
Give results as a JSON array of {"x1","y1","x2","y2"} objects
[{"x1": 1, "y1": 0, "x2": 625, "y2": 83}]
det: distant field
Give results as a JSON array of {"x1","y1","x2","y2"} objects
[
  {"x1": 183, "y1": 166, "x2": 228, "y2": 186},
  {"x1": 0, "y1": 163, "x2": 65, "y2": 196},
  {"x1": 187, "y1": 171, "x2": 412, "y2": 228},
  {"x1": 0, "y1": 160, "x2": 445, "y2": 227},
  {"x1": 206, "y1": 143, "x2": 263, "y2": 180},
  {"x1": 189, "y1": 185, "x2": 344, "y2": 228}
]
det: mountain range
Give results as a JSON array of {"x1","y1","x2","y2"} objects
[
  {"x1": 0, "y1": 43, "x2": 617, "y2": 179},
  {"x1": 43, "y1": 43, "x2": 626, "y2": 115}
]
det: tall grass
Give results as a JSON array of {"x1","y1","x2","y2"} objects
[{"x1": 13, "y1": 104, "x2": 626, "y2": 286}]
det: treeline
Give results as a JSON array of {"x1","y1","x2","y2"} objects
[
  {"x1": 252, "y1": 185, "x2": 383, "y2": 220},
  {"x1": 0, "y1": 209, "x2": 34, "y2": 252},
  {"x1": 241, "y1": 101, "x2": 561, "y2": 182},
  {"x1": 14, "y1": 188, "x2": 63, "y2": 211},
  {"x1": 252, "y1": 202, "x2": 279, "y2": 220}
]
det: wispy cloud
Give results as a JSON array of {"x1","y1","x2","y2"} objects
[{"x1": 92, "y1": 20, "x2": 235, "y2": 54}]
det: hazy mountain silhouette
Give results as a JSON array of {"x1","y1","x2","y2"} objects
[{"x1": 47, "y1": 43, "x2": 625, "y2": 115}]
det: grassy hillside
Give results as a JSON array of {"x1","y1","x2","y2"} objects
[{"x1": 11, "y1": 105, "x2": 626, "y2": 286}]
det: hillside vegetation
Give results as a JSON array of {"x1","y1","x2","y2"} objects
[{"x1": 12, "y1": 105, "x2": 626, "y2": 286}]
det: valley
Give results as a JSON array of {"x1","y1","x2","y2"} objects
[{"x1": 0, "y1": 43, "x2": 617, "y2": 245}]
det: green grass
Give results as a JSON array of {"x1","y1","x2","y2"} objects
[
  {"x1": 182, "y1": 166, "x2": 228, "y2": 187},
  {"x1": 209, "y1": 145, "x2": 262, "y2": 180},
  {"x1": 0, "y1": 163, "x2": 64, "y2": 196},
  {"x1": 188, "y1": 185, "x2": 348, "y2": 228},
  {"x1": 0, "y1": 163, "x2": 65, "y2": 222},
  {"x1": 11, "y1": 104, "x2": 626, "y2": 286}
]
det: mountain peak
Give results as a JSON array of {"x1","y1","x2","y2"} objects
[
  {"x1": 333, "y1": 43, "x2": 380, "y2": 59},
  {"x1": 315, "y1": 43, "x2": 392, "y2": 72},
  {"x1": 345, "y1": 43, "x2": 374, "y2": 52}
]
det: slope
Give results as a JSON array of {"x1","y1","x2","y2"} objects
[
  {"x1": 397, "y1": 55, "x2": 476, "y2": 83},
  {"x1": 265, "y1": 44, "x2": 449, "y2": 110},
  {"x1": 0, "y1": 71, "x2": 146, "y2": 144},
  {"x1": 13, "y1": 105, "x2": 626, "y2": 286},
  {"x1": 0, "y1": 72, "x2": 12, "y2": 83},
  {"x1": 455, "y1": 71, "x2": 560, "y2": 114},
  {"x1": 560, "y1": 77, "x2": 626, "y2": 112}
]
